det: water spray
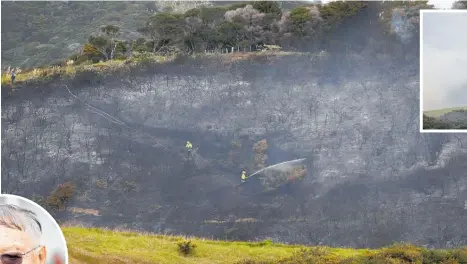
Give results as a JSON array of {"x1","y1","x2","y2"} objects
[{"x1": 248, "y1": 158, "x2": 306, "y2": 178}]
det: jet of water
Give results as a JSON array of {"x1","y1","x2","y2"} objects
[{"x1": 248, "y1": 158, "x2": 306, "y2": 178}]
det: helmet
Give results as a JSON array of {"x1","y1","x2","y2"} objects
[{"x1": 242, "y1": 170, "x2": 246, "y2": 174}]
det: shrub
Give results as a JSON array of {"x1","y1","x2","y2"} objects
[
  {"x1": 68, "y1": 53, "x2": 81, "y2": 61},
  {"x1": 114, "y1": 54, "x2": 127, "y2": 60},
  {"x1": 74, "y1": 54, "x2": 90, "y2": 65},
  {"x1": 30, "y1": 195, "x2": 46, "y2": 208},
  {"x1": 451, "y1": 249, "x2": 467, "y2": 263},
  {"x1": 286, "y1": 166, "x2": 307, "y2": 181},
  {"x1": 422, "y1": 249, "x2": 452, "y2": 263},
  {"x1": 177, "y1": 240, "x2": 196, "y2": 256},
  {"x1": 359, "y1": 256, "x2": 394, "y2": 264},
  {"x1": 1, "y1": 72, "x2": 12, "y2": 85},
  {"x1": 83, "y1": 43, "x2": 104, "y2": 63},
  {"x1": 253, "y1": 139, "x2": 268, "y2": 154},
  {"x1": 276, "y1": 248, "x2": 338, "y2": 264},
  {"x1": 231, "y1": 140, "x2": 242, "y2": 148},
  {"x1": 46, "y1": 181, "x2": 76, "y2": 211},
  {"x1": 95, "y1": 179, "x2": 108, "y2": 189},
  {"x1": 379, "y1": 244, "x2": 422, "y2": 263},
  {"x1": 122, "y1": 181, "x2": 138, "y2": 193},
  {"x1": 257, "y1": 239, "x2": 273, "y2": 246},
  {"x1": 440, "y1": 259, "x2": 460, "y2": 264}
]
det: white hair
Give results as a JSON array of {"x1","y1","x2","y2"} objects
[{"x1": 0, "y1": 204, "x2": 42, "y2": 244}]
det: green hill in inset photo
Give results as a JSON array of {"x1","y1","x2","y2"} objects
[
  {"x1": 424, "y1": 106, "x2": 467, "y2": 118},
  {"x1": 423, "y1": 107, "x2": 467, "y2": 130}
]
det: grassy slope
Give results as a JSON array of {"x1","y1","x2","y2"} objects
[
  {"x1": 0, "y1": 51, "x2": 307, "y2": 87},
  {"x1": 63, "y1": 227, "x2": 369, "y2": 264},
  {"x1": 1, "y1": 56, "x2": 165, "y2": 86},
  {"x1": 424, "y1": 106, "x2": 467, "y2": 118},
  {"x1": 63, "y1": 227, "x2": 467, "y2": 264}
]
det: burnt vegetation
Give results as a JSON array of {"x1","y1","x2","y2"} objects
[{"x1": 2, "y1": 1, "x2": 467, "y2": 251}]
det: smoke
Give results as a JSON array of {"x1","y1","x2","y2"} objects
[
  {"x1": 422, "y1": 12, "x2": 467, "y2": 110},
  {"x1": 452, "y1": 1, "x2": 467, "y2": 9},
  {"x1": 390, "y1": 8, "x2": 418, "y2": 44}
]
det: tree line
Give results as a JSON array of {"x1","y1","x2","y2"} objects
[
  {"x1": 68, "y1": 1, "x2": 368, "y2": 65},
  {"x1": 423, "y1": 113, "x2": 467, "y2": 130}
]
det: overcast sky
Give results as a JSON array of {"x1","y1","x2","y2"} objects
[
  {"x1": 0, "y1": 195, "x2": 68, "y2": 264},
  {"x1": 423, "y1": 11, "x2": 467, "y2": 111},
  {"x1": 426, "y1": 0, "x2": 456, "y2": 9},
  {"x1": 319, "y1": 0, "x2": 456, "y2": 9}
]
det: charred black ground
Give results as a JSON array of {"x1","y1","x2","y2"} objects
[{"x1": 2, "y1": 2, "x2": 467, "y2": 249}]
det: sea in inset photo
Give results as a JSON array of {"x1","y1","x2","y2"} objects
[
  {"x1": 421, "y1": 10, "x2": 467, "y2": 131},
  {"x1": 0, "y1": 194, "x2": 68, "y2": 264}
]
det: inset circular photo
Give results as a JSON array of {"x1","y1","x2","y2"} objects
[{"x1": 0, "y1": 194, "x2": 68, "y2": 264}]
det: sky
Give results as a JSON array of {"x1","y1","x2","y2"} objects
[
  {"x1": 319, "y1": 0, "x2": 457, "y2": 9},
  {"x1": 0, "y1": 195, "x2": 68, "y2": 264},
  {"x1": 427, "y1": 0, "x2": 457, "y2": 9},
  {"x1": 422, "y1": 11, "x2": 467, "y2": 111}
]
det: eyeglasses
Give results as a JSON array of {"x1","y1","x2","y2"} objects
[{"x1": 1, "y1": 245, "x2": 41, "y2": 264}]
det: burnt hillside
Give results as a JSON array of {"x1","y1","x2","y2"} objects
[{"x1": 2, "y1": 2, "x2": 467, "y2": 248}]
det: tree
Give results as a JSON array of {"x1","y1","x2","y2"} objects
[
  {"x1": 224, "y1": 5, "x2": 269, "y2": 46},
  {"x1": 252, "y1": 1, "x2": 281, "y2": 16},
  {"x1": 114, "y1": 41, "x2": 128, "y2": 59},
  {"x1": 83, "y1": 42, "x2": 105, "y2": 62},
  {"x1": 216, "y1": 21, "x2": 247, "y2": 48},
  {"x1": 184, "y1": 7, "x2": 201, "y2": 18},
  {"x1": 140, "y1": 12, "x2": 186, "y2": 53},
  {"x1": 100, "y1": 25, "x2": 120, "y2": 60},
  {"x1": 183, "y1": 16, "x2": 203, "y2": 53},
  {"x1": 133, "y1": 37, "x2": 151, "y2": 53},
  {"x1": 289, "y1": 7, "x2": 312, "y2": 37},
  {"x1": 199, "y1": 6, "x2": 228, "y2": 28},
  {"x1": 46, "y1": 182, "x2": 76, "y2": 211},
  {"x1": 88, "y1": 35, "x2": 110, "y2": 61}
]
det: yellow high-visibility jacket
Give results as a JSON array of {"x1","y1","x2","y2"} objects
[{"x1": 186, "y1": 141, "x2": 193, "y2": 149}]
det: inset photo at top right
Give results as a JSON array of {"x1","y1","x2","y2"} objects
[{"x1": 420, "y1": 9, "x2": 467, "y2": 133}]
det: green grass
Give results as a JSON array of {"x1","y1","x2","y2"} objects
[
  {"x1": 63, "y1": 226, "x2": 308, "y2": 264},
  {"x1": 424, "y1": 106, "x2": 467, "y2": 118},
  {"x1": 62, "y1": 226, "x2": 467, "y2": 264},
  {"x1": 1, "y1": 51, "x2": 309, "y2": 87},
  {"x1": 1, "y1": 55, "x2": 169, "y2": 86}
]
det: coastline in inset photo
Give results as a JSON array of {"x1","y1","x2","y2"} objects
[
  {"x1": 421, "y1": 10, "x2": 467, "y2": 132},
  {"x1": 0, "y1": 194, "x2": 68, "y2": 264}
]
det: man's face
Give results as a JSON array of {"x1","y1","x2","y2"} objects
[{"x1": 0, "y1": 225, "x2": 46, "y2": 264}]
